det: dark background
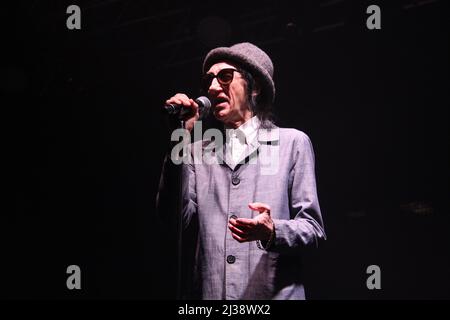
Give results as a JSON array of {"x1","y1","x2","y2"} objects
[{"x1": 3, "y1": 0, "x2": 449, "y2": 299}]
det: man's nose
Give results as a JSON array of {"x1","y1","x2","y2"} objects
[{"x1": 208, "y1": 77, "x2": 222, "y2": 94}]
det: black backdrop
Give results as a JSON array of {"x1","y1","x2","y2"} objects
[{"x1": 3, "y1": 0, "x2": 449, "y2": 299}]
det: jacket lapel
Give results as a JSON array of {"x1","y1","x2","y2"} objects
[
  {"x1": 234, "y1": 126, "x2": 280, "y2": 168},
  {"x1": 199, "y1": 126, "x2": 280, "y2": 171}
]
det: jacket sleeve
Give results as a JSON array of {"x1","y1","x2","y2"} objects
[
  {"x1": 156, "y1": 150, "x2": 198, "y2": 229},
  {"x1": 181, "y1": 160, "x2": 198, "y2": 228},
  {"x1": 270, "y1": 132, "x2": 326, "y2": 254}
]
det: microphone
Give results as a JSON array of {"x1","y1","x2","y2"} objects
[{"x1": 164, "y1": 96, "x2": 211, "y2": 119}]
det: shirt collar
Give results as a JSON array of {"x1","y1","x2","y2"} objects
[{"x1": 226, "y1": 116, "x2": 260, "y2": 145}]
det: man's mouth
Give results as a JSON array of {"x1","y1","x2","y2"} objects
[{"x1": 213, "y1": 97, "x2": 229, "y2": 108}]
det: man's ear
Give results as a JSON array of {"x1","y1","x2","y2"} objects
[{"x1": 252, "y1": 82, "x2": 261, "y2": 98}]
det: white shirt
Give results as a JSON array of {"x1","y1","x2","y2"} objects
[{"x1": 226, "y1": 116, "x2": 260, "y2": 165}]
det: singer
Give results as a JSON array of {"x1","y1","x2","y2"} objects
[{"x1": 156, "y1": 42, "x2": 326, "y2": 300}]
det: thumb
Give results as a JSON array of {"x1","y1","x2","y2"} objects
[{"x1": 248, "y1": 202, "x2": 271, "y2": 215}]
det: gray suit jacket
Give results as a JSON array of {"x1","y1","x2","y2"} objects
[{"x1": 158, "y1": 125, "x2": 325, "y2": 300}]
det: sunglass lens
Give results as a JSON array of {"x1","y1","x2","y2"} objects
[
  {"x1": 217, "y1": 70, "x2": 234, "y2": 85},
  {"x1": 202, "y1": 74, "x2": 213, "y2": 91}
]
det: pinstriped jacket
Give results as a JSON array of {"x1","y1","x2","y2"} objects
[{"x1": 157, "y1": 123, "x2": 325, "y2": 300}]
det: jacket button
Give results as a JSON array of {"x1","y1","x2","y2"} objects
[
  {"x1": 229, "y1": 214, "x2": 238, "y2": 220},
  {"x1": 231, "y1": 177, "x2": 240, "y2": 185},
  {"x1": 226, "y1": 255, "x2": 236, "y2": 264}
]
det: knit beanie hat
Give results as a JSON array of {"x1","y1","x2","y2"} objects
[{"x1": 202, "y1": 42, "x2": 275, "y2": 104}]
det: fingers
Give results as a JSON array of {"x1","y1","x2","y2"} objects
[
  {"x1": 165, "y1": 93, "x2": 188, "y2": 106},
  {"x1": 228, "y1": 218, "x2": 258, "y2": 243},
  {"x1": 189, "y1": 98, "x2": 199, "y2": 110},
  {"x1": 231, "y1": 217, "x2": 257, "y2": 228},
  {"x1": 228, "y1": 223, "x2": 247, "y2": 237},
  {"x1": 229, "y1": 226, "x2": 261, "y2": 243},
  {"x1": 164, "y1": 94, "x2": 200, "y2": 130},
  {"x1": 165, "y1": 94, "x2": 199, "y2": 112},
  {"x1": 228, "y1": 204, "x2": 272, "y2": 243},
  {"x1": 231, "y1": 232, "x2": 247, "y2": 243},
  {"x1": 248, "y1": 202, "x2": 271, "y2": 215},
  {"x1": 228, "y1": 217, "x2": 252, "y2": 242}
]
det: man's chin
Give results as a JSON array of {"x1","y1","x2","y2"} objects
[{"x1": 213, "y1": 109, "x2": 228, "y2": 121}]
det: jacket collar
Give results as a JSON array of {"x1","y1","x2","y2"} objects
[{"x1": 201, "y1": 119, "x2": 279, "y2": 170}]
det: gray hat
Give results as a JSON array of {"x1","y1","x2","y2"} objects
[{"x1": 202, "y1": 42, "x2": 275, "y2": 103}]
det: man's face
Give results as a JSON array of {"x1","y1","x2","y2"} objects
[{"x1": 205, "y1": 62, "x2": 251, "y2": 127}]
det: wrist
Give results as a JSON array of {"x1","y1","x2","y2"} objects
[{"x1": 257, "y1": 221, "x2": 275, "y2": 250}]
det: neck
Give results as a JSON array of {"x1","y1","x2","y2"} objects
[{"x1": 224, "y1": 110, "x2": 254, "y2": 129}]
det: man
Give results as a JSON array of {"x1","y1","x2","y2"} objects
[{"x1": 157, "y1": 42, "x2": 325, "y2": 300}]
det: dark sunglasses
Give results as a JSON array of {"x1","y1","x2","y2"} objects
[{"x1": 201, "y1": 68, "x2": 241, "y2": 92}]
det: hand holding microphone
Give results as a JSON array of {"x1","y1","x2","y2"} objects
[{"x1": 164, "y1": 94, "x2": 211, "y2": 132}]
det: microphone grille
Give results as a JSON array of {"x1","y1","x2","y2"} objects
[
  {"x1": 195, "y1": 96, "x2": 211, "y2": 119},
  {"x1": 196, "y1": 96, "x2": 211, "y2": 109}
]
